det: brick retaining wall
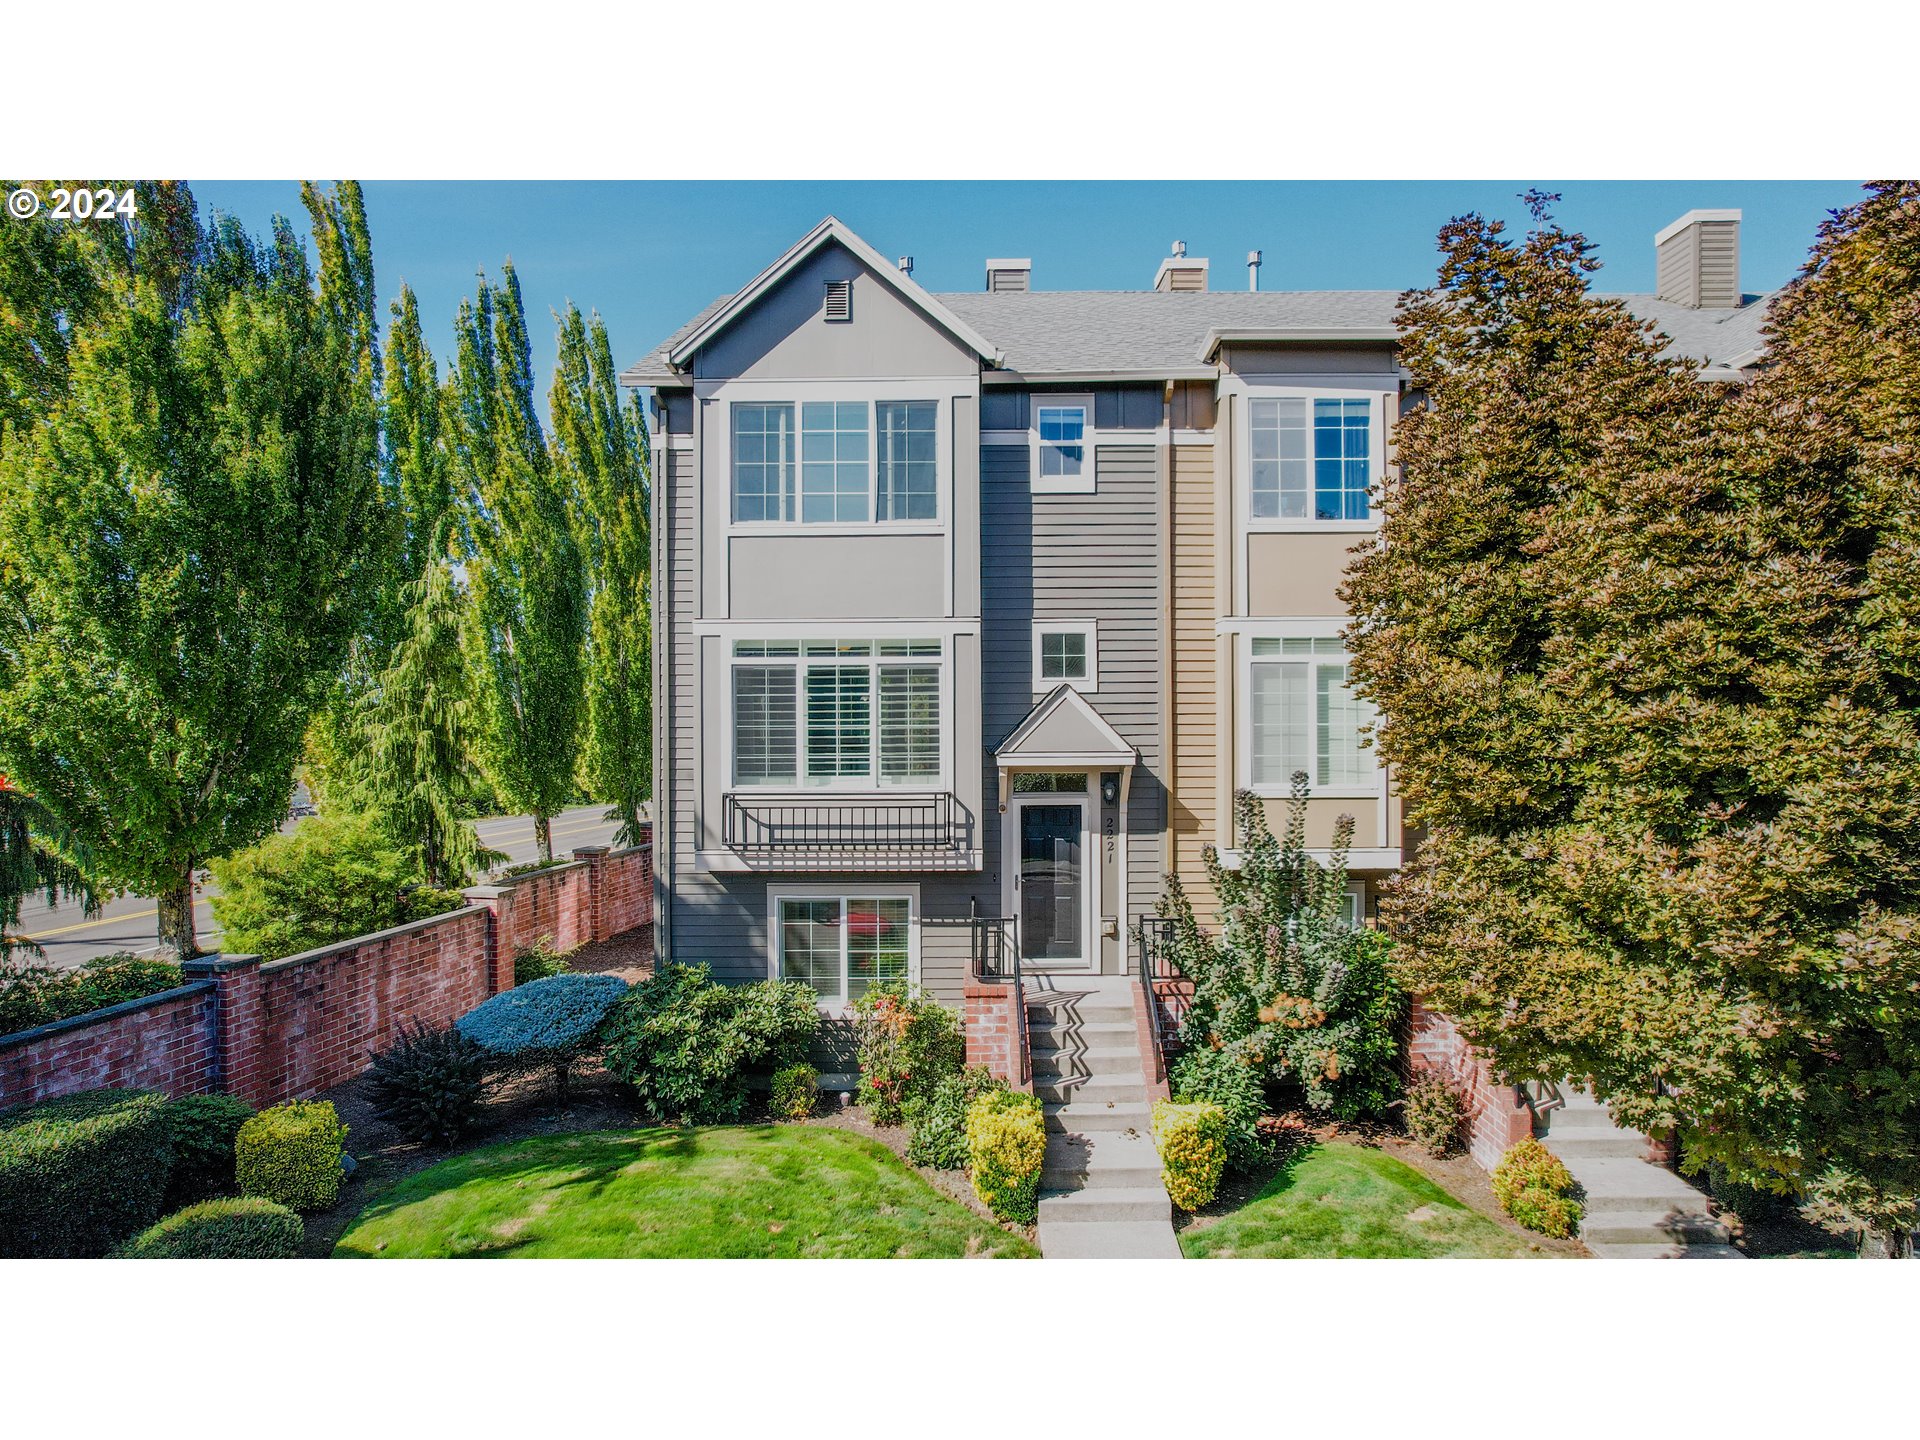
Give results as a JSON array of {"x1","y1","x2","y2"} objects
[{"x1": 0, "y1": 835, "x2": 653, "y2": 1112}]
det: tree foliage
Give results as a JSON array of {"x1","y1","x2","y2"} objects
[
  {"x1": 448, "y1": 267, "x2": 586, "y2": 863},
  {"x1": 1340, "y1": 186, "x2": 1920, "y2": 1245},
  {"x1": 0, "y1": 774, "x2": 96, "y2": 957},
  {"x1": 0, "y1": 180, "x2": 390, "y2": 956}
]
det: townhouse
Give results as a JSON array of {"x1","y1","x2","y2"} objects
[{"x1": 624, "y1": 209, "x2": 1769, "y2": 1059}]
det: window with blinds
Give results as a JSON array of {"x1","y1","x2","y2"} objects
[
  {"x1": 733, "y1": 640, "x2": 941, "y2": 787},
  {"x1": 1248, "y1": 637, "x2": 1375, "y2": 790},
  {"x1": 778, "y1": 894, "x2": 912, "y2": 1004}
]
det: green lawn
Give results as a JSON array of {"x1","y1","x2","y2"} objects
[
  {"x1": 1180, "y1": 1141, "x2": 1564, "y2": 1259},
  {"x1": 334, "y1": 1125, "x2": 1037, "y2": 1259}
]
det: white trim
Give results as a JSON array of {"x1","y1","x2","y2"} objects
[
  {"x1": 1218, "y1": 847, "x2": 1401, "y2": 871},
  {"x1": 1003, "y1": 791, "x2": 1097, "y2": 973},
  {"x1": 668, "y1": 217, "x2": 1003, "y2": 368},
  {"x1": 1655, "y1": 208, "x2": 1741, "y2": 246},
  {"x1": 1030, "y1": 394, "x2": 1096, "y2": 495},
  {"x1": 1238, "y1": 382, "x2": 1391, "y2": 535},
  {"x1": 766, "y1": 883, "x2": 922, "y2": 1014},
  {"x1": 1171, "y1": 429, "x2": 1215, "y2": 446},
  {"x1": 1032, "y1": 619, "x2": 1098, "y2": 695},
  {"x1": 695, "y1": 618, "x2": 979, "y2": 639},
  {"x1": 697, "y1": 848, "x2": 983, "y2": 874},
  {"x1": 995, "y1": 684, "x2": 1137, "y2": 766},
  {"x1": 1215, "y1": 615, "x2": 1350, "y2": 638},
  {"x1": 1198, "y1": 326, "x2": 1400, "y2": 362},
  {"x1": 1235, "y1": 630, "x2": 1384, "y2": 801}
]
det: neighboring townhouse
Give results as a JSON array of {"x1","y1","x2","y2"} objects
[{"x1": 623, "y1": 209, "x2": 1770, "y2": 1063}]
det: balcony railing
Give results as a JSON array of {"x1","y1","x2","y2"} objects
[{"x1": 721, "y1": 791, "x2": 969, "y2": 868}]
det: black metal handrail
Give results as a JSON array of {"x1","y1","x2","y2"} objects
[
  {"x1": 722, "y1": 791, "x2": 963, "y2": 856},
  {"x1": 965, "y1": 913, "x2": 1021, "y2": 984},
  {"x1": 1137, "y1": 915, "x2": 1185, "y2": 1066}
]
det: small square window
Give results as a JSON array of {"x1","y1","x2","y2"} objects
[
  {"x1": 1040, "y1": 632, "x2": 1086, "y2": 680},
  {"x1": 1033, "y1": 622, "x2": 1097, "y2": 693}
]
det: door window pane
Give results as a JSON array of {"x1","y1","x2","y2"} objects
[
  {"x1": 732, "y1": 403, "x2": 794, "y2": 522},
  {"x1": 877, "y1": 401, "x2": 937, "y2": 521},
  {"x1": 1020, "y1": 804, "x2": 1083, "y2": 961},
  {"x1": 800, "y1": 401, "x2": 869, "y2": 523}
]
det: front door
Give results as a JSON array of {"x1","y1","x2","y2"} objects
[{"x1": 1007, "y1": 793, "x2": 1093, "y2": 970}]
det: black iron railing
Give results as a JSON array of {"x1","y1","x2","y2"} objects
[
  {"x1": 722, "y1": 791, "x2": 965, "y2": 862},
  {"x1": 967, "y1": 913, "x2": 1021, "y2": 983},
  {"x1": 1137, "y1": 915, "x2": 1186, "y2": 1066}
]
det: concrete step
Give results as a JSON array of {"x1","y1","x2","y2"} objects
[
  {"x1": 1561, "y1": 1158, "x2": 1711, "y2": 1216},
  {"x1": 1031, "y1": 1045, "x2": 1142, "y2": 1078},
  {"x1": 1027, "y1": 1002, "x2": 1135, "y2": 1027},
  {"x1": 1038, "y1": 1186, "x2": 1171, "y2": 1224},
  {"x1": 1580, "y1": 1210, "x2": 1732, "y2": 1246},
  {"x1": 1027, "y1": 1019, "x2": 1137, "y2": 1048},
  {"x1": 1543, "y1": 1105, "x2": 1630, "y2": 1132},
  {"x1": 1037, "y1": 1219, "x2": 1183, "y2": 1259},
  {"x1": 1044, "y1": 1100, "x2": 1152, "y2": 1134},
  {"x1": 1036, "y1": 1075, "x2": 1149, "y2": 1106},
  {"x1": 1040, "y1": 1131, "x2": 1164, "y2": 1190},
  {"x1": 1584, "y1": 1241, "x2": 1746, "y2": 1259},
  {"x1": 1543, "y1": 1131, "x2": 1650, "y2": 1160}
]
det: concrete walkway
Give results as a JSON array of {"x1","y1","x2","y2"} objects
[
  {"x1": 1542, "y1": 1088, "x2": 1744, "y2": 1258},
  {"x1": 1028, "y1": 976, "x2": 1181, "y2": 1259}
]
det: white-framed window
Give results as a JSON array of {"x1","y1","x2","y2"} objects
[
  {"x1": 1032, "y1": 395, "x2": 1094, "y2": 494},
  {"x1": 1247, "y1": 391, "x2": 1382, "y2": 525},
  {"x1": 1032, "y1": 619, "x2": 1098, "y2": 694},
  {"x1": 1243, "y1": 635, "x2": 1378, "y2": 797},
  {"x1": 731, "y1": 639, "x2": 944, "y2": 789},
  {"x1": 770, "y1": 885, "x2": 920, "y2": 1007},
  {"x1": 730, "y1": 398, "x2": 941, "y2": 525}
]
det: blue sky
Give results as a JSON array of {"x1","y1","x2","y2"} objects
[{"x1": 191, "y1": 180, "x2": 1864, "y2": 399}]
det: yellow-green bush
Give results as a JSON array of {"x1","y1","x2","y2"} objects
[
  {"x1": 1151, "y1": 1099, "x2": 1229, "y2": 1211},
  {"x1": 965, "y1": 1089, "x2": 1046, "y2": 1223},
  {"x1": 116, "y1": 1196, "x2": 304, "y2": 1258},
  {"x1": 1491, "y1": 1138, "x2": 1583, "y2": 1239},
  {"x1": 236, "y1": 1100, "x2": 349, "y2": 1212}
]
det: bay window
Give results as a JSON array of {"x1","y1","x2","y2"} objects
[
  {"x1": 1247, "y1": 637, "x2": 1376, "y2": 793},
  {"x1": 733, "y1": 640, "x2": 943, "y2": 788}
]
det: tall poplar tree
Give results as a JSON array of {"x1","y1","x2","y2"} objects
[
  {"x1": 0, "y1": 180, "x2": 388, "y2": 957},
  {"x1": 1342, "y1": 190, "x2": 1920, "y2": 1253},
  {"x1": 551, "y1": 303, "x2": 652, "y2": 847},
  {"x1": 449, "y1": 265, "x2": 586, "y2": 863}
]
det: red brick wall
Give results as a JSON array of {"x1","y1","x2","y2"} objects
[
  {"x1": 600, "y1": 841, "x2": 653, "y2": 937},
  {"x1": 0, "y1": 984, "x2": 219, "y2": 1109},
  {"x1": 510, "y1": 862, "x2": 593, "y2": 954},
  {"x1": 1406, "y1": 996, "x2": 1535, "y2": 1171},
  {"x1": 964, "y1": 978, "x2": 1030, "y2": 1091}
]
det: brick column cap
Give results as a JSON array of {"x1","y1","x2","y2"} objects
[
  {"x1": 180, "y1": 952, "x2": 262, "y2": 977},
  {"x1": 461, "y1": 885, "x2": 512, "y2": 901},
  {"x1": 571, "y1": 845, "x2": 610, "y2": 858}
]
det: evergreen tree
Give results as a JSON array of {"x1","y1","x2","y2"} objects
[
  {"x1": 448, "y1": 265, "x2": 586, "y2": 863},
  {"x1": 0, "y1": 181, "x2": 388, "y2": 957},
  {"x1": 1341, "y1": 189, "x2": 1920, "y2": 1250},
  {"x1": 0, "y1": 774, "x2": 97, "y2": 958},
  {"x1": 551, "y1": 303, "x2": 652, "y2": 847}
]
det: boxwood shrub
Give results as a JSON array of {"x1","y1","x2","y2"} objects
[
  {"x1": 163, "y1": 1093, "x2": 256, "y2": 1207},
  {"x1": 1151, "y1": 1099, "x2": 1229, "y2": 1211},
  {"x1": 965, "y1": 1088, "x2": 1047, "y2": 1224},
  {"x1": 116, "y1": 1195, "x2": 303, "y2": 1259},
  {"x1": 1492, "y1": 1138, "x2": 1584, "y2": 1239},
  {"x1": 236, "y1": 1100, "x2": 349, "y2": 1212},
  {"x1": 0, "y1": 1088, "x2": 173, "y2": 1257}
]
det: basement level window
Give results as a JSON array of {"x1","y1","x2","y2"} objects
[{"x1": 824, "y1": 279, "x2": 852, "y2": 322}]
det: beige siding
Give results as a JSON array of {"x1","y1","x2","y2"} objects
[
  {"x1": 1245, "y1": 531, "x2": 1362, "y2": 616},
  {"x1": 1169, "y1": 443, "x2": 1220, "y2": 923}
]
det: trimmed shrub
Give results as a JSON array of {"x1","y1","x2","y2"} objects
[
  {"x1": 163, "y1": 1094, "x2": 256, "y2": 1207},
  {"x1": 851, "y1": 981, "x2": 965, "y2": 1126},
  {"x1": 966, "y1": 1089, "x2": 1046, "y2": 1224},
  {"x1": 236, "y1": 1100, "x2": 349, "y2": 1212},
  {"x1": 0, "y1": 954, "x2": 184, "y2": 1036},
  {"x1": 1403, "y1": 1072, "x2": 1469, "y2": 1158},
  {"x1": 1152, "y1": 1099, "x2": 1229, "y2": 1211},
  {"x1": 209, "y1": 812, "x2": 465, "y2": 961},
  {"x1": 456, "y1": 972, "x2": 629, "y2": 1100},
  {"x1": 770, "y1": 1064, "x2": 819, "y2": 1121},
  {"x1": 368, "y1": 1021, "x2": 492, "y2": 1146},
  {"x1": 116, "y1": 1196, "x2": 303, "y2": 1259},
  {"x1": 601, "y1": 964, "x2": 820, "y2": 1124},
  {"x1": 513, "y1": 939, "x2": 576, "y2": 986},
  {"x1": 907, "y1": 1066, "x2": 1007, "y2": 1171},
  {"x1": 1492, "y1": 1138, "x2": 1583, "y2": 1239},
  {"x1": 1169, "y1": 1044, "x2": 1268, "y2": 1174},
  {"x1": 0, "y1": 1088, "x2": 173, "y2": 1257}
]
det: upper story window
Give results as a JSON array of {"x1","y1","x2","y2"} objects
[
  {"x1": 1250, "y1": 396, "x2": 1374, "y2": 522},
  {"x1": 1033, "y1": 620, "x2": 1098, "y2": 694},
  {"x1": 1033, "y1": 397, "x2": 1093, "y2": 494},
  {"x1": 732, "y1": 640, "x2": 943, "y2": 789},
  {"x1": 731, "y1": 399, "x2": 940, "y2": 526},
  {"x1": 1245, "y1": 636, "x2": 1376, "y2": 794}
]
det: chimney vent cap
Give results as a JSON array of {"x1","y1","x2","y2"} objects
[{"x1": 1654, "y1": 208, "x2": 1742, "y2": 246}]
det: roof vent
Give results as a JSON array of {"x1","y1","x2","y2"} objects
[
  {"x1": 1247, "y1": 249, "x2": 1263, "y2": 292},
  {"x1": 823, "y1": 278, "x2": 852, "y2": 322},
  {"x1": 1154, "y1": 240, "x2": 1208, "y2": 292},
  {"x1": 985, "y1": 258, "x2": 1031, "y2": 293},
  {"x1": 898, "y1": 256, "x2": 913, "y2": 275},
  {"x1": 1655, "y1": 209, "x2": 1741, "y2": 309}
]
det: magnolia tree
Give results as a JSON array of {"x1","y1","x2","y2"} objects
[{"x1": 1341, "y1": 186, "x2": 1920, "y2": 1254}]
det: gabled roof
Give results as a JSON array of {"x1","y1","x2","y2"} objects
[
  {"x1": 995, "y1": 685, "x2": 1137, "y2": 766},
  {"x1": 644, "y1": 217, "x2": 1003, "y2": 380}
]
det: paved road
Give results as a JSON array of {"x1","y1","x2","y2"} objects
[{"x1": 13, "y1": 803, "x2": 624, "y2": 968}]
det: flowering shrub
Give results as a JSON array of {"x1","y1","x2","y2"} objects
[
  {"x1": 770, "y1": 1064, "x2": 819, "y2": 1120},
  {"x1": 1492, "y1": 1138, "x2": 1583, "y2": 1238},
  {"x1": 1404, "y1": 1072, "x2": 1469, "y2": 1157},
  {"x1": 852, "y1": 981, "x2": 965, "y2": 1127},
  {"x1": 1168, "y1": 1044, "x2": 1268, "y2": 1174},
  {"x1": 600, "y1": 964, "x2": 819, "y2": 1124},
  {"x1": 1152, "y1": 1099, "x2": 1229, "y2": 1211},
  {"x1": 966, "y1": 1089, "x2": 1046, "y2": 1224},
  {"x1": 906, "y1": 1066, "x2": 1007, "y2": 1170}
]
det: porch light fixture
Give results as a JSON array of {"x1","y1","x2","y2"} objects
[{"x1": 1101, "y1": 774, "x2": 1119, "y2": 806}]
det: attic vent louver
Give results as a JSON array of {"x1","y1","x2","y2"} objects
[{"x1": 824, "y1": 279, "x2": 852, "y2": 322}]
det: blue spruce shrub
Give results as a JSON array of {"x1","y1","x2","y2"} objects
[{"x1": 455, "y1": 973, "x2": 629, "y2": 1102}]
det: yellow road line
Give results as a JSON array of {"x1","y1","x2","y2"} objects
[{"x1": 23, "y1": 906, "x2": 160, "y2": 941}]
